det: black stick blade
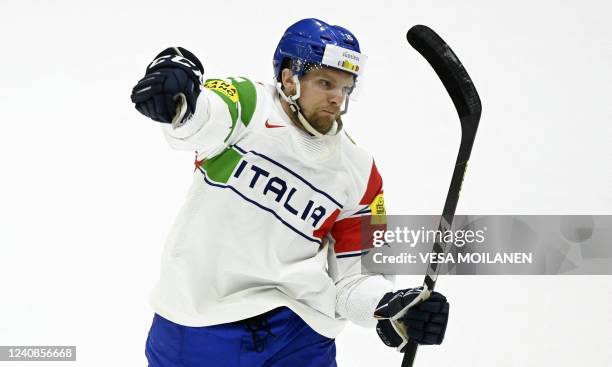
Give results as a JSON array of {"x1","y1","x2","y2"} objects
[{"x1": 407, "y1": 25, "x2": 482, "y2": 124}]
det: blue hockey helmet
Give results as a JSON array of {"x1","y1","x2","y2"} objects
[{"x1": 273, "y1": 18, "x2": 365, "y2": 82}]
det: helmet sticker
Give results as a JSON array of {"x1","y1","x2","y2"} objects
[{"x1": 321, "y1": 44, "x2": 367, "y2": 76}]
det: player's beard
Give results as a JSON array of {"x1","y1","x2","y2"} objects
[{"x1": 303, "y1": 108, "x2": 340, "y2": 134}]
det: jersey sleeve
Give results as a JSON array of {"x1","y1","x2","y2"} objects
[
  {"x1": 328, "y1": 160, "x2": 395, "y2": 327},
  {"x1": 162, "y1": 76, "x2": 259, "y2": 159}
]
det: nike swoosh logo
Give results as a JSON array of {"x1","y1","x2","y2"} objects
[{"x1": 265, "y1": 119, "x2": 284, "y2": 128}]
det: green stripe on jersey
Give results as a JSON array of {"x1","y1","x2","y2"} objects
[
  {"x1": 229, "y1": 77, "x2": 257, "y2": 126},
  {"x1": 204, "y1": 77, "x2": 258, "y2": 143},
  {"x1": 203, "y1": 78, "x2": 239, "y2": 127},
  {"x1": 201, "y1": 147, "x2": 243, "y2": 183}
]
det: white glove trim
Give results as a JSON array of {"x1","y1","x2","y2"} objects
[{"x1": 389, "y1": 285, "x2": 432, "y2": 352}]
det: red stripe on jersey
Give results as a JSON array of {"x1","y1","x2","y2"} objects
[
  {"x1": 331, "y1": 161, "x2": 385, "y2": 255},
  {"x1": 313, "y1": 209, "x2": 340, "y2": 240},
  {"x1": 359, "y1": 161, "x2": 383, "y2": 205},
  {"x1": 331, "y1": 217, "x2": 363, "y2": 254}
]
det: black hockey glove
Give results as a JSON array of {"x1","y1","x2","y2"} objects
[
  {"x1": 374, "y1": 287, "x2": 449, "y2": 352},
  {"x1": 130, "y1": 47, "x2": 204, "y2": 124}
]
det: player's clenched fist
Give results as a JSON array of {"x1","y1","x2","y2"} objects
[
  {"x1": 374, "y1": 287, "x2": 449, "y2": 351},
  {"x1": 131, "y1": 47, "x2": 204, "y2": 124}
]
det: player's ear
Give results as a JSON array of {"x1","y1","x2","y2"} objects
[{"x1": 281, "y1": 69, "x2": 296, "y2": 96}]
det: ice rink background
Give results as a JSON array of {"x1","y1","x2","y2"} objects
[{"x1": 1, "y1": 0, "x2": 611, "y2": 366}]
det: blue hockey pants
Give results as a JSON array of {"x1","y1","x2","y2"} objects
[{"x1": 145, "y1": 307, "x2": 337, "y2": 366}]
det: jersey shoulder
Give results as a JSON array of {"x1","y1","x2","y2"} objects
[
  {"x1": 339, "y1": 129, "x2": 375, "y2": 174},
  {"x1": 338, "y1": 129, "x2": 384, "y2": 208}
]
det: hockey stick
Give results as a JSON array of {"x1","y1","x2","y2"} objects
[{"x1": 401, "y1": 25, "x2": 482, "y2": 367}]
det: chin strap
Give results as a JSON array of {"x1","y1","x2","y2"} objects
[{"x1": 276, "y1": 76, "x2": 326, "y2": 138}]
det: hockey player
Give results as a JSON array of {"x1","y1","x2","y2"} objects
[{"x1": 131, "y1": 18, "x2": 449, "y2": 366}]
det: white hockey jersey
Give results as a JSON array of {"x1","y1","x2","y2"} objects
[{"x1": 150, "y1": 76, "x2": 393, "y2": 338}]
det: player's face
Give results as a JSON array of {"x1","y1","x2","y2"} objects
[{"x1": 297, "y1": 67, "x2": 354, "y2": 134}]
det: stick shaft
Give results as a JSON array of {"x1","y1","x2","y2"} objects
[{"x1": 401, "y1": 25, "x2": 481, "y2": 367}]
